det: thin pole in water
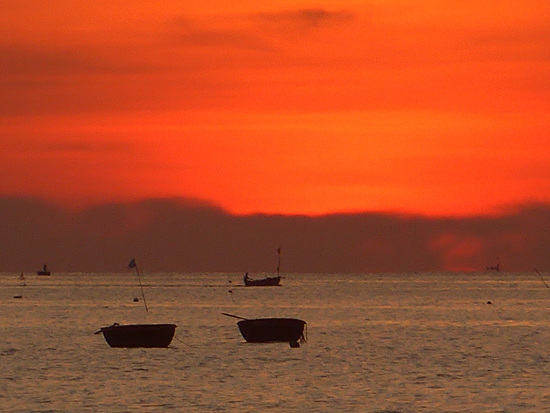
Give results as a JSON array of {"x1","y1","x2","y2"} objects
[
  {"x1": 535, "y1": 268, "x2": 549, "y2": 288},
  {"x1": 277, "y1": 247, "x2": 281, "y2": 277}
]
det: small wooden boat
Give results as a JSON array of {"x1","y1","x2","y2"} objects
[
  {"x1": 96, "y1": 323, "x2": 176, "y2": 348},
  {"x1": 486, "y1": 257, "x2": 500, "y2": 272},
  {"x1": 37, "y1": 264, "x2": 51, "y2": 276},
  {"x1": 237, "y1": 318, "x2": 306, "y2": 343},
  {"x1": 244, "y1": 247, "x2": 282, "y2": 287},
  {"x1": 97, "y1": 259, "x2": 176, "y2": 348},
  {"x1": 244, "y1": 273, "x2": 281, "y2": 286}
]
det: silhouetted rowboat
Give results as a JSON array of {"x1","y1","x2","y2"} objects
[
  {"x1": 237, "y1": 318, "x2": 306, "y2": 343},
  {"x1": 243, "y1": 274, "x2": 281, "y2": 286},
  {"x1": 244, "y1": 247, "x2": 283, "y2": 287},
  {"x1": 96, "y1": 323, "x2": 176, "y2": 348},
  {"x1": 97, "y1": 259, "x2": 177, "y2": 348}
]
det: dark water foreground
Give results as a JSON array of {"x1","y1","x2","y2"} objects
[{"x1": 1, "y1": 271, "x2": 549, "y2": 412}]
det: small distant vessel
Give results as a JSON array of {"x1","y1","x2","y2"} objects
[
  {"x1": 37, "y1": 264, "x2": 51, "y2": 276},
  {"x1": 237, "y1": 318, "x2": 306, "y2": 344},
  {"x1": 96, "y1": 323, "x2": 176, "y2": 348},
  {"x1": 244, "y1": 273, "x2": 281, "y2": 286},
  {"x1": 244, "y1": 247, "x2": 282, "y2": 287},
  {"x1": 486, "y1": 257, "x2": 500, "y2": 272},
  {"x1": 97, "y1": 258, "x2": 177, "y2": 348}
]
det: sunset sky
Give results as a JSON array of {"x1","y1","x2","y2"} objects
[{"x1": 2, "y1": 0, "x2": 549, "y2": 218}]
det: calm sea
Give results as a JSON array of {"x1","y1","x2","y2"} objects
[{"x1": 1, "y1": 271, "x2": 549, "y2": 412}]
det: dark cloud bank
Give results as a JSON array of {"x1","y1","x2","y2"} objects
[{"x1": 1, "y1": 197, "x2": 549, "y2": 273}]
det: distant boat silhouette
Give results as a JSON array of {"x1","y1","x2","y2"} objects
[
  {"x1": 244, "y1": 248, "x2": 282, "y2": 286},
  {"x1": 37, "y1": 264, "x2": 51, "y2": 276},
  {"x1": 96, "y1": 258, "x2": 177, "y2": 348},
  {"x1": 486, "y1": 257, "x2": 501, "y2": 272},
  {"x1": 244, "y1": 273, "x2": 281, "y2": 286}
]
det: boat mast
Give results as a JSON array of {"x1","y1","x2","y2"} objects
[
  {"x1": 128, "y1": 258, "x2": 148, "y2": 312},
  {"x1": 277, "y1": 247, "x2": 281, "y2": 277}
]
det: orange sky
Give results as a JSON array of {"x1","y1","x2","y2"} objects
[{"x1": 2, "y1": 1, "x2": 549, "y2": 216}]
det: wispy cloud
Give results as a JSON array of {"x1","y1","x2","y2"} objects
[
  {"x1": 0, "y1": 44, "x2": 160, "y2": 79},
  {"x1": 171, "y1": 15, "x2": 272, "y2": 51},
  {"x1": 255, "y1": 8, "x2": 355, "y2": 30},
  {"x1": 468, "y1": 24, "x2": 550, "y2": 63},
  {"x1": 27, "y1": 141, "x2": 133, "y2": 155},
  {"x1": 168, "y1": 8, "x2": 355, "y2": 52}
]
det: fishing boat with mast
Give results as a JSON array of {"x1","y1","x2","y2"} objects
[
  {"x1": 243, "y1": 248, "x2": 282, "y2": 286},
  {"x1": 486, "y1": 257, "x2": 501, "y2": 272},
  {"x1": 96, "y1": 258, "x2": 176, "y2": 348},
  {"x1": 37, "y1": 264, "x2": 51, "y2": 276}
]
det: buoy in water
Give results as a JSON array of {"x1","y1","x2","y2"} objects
[
  {"x1": 133, "y1": 298, "x2": 139, "y2": 302},
  {"x1": 487, "y1": 301, "x2": 492, "y2": 305}
]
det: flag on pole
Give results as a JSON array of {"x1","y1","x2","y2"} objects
[{"x1": 127, "y1": 258, "x2": 137, "y2": 269}]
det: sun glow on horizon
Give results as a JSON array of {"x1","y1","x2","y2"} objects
[{"x1": 2, "y1": 1, "x2": 549, "y2": 217}]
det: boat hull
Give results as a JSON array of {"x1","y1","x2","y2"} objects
[
  {"x1": 99, "y1": 323, "x2": 176, "y2": 348},
  {"x1": 244, "y1": 276, "x2": 281, "y2": 286},
  {"x1": 37, "y1": 271, "x2": 51, "y2": 276},
  {"x1": 237, "y1": 318, "x2": 305, "y2": 343}
]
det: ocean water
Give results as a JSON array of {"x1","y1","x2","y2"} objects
[{"x1": 1, "y1": 271, "x2": 549, "y2": 412}]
